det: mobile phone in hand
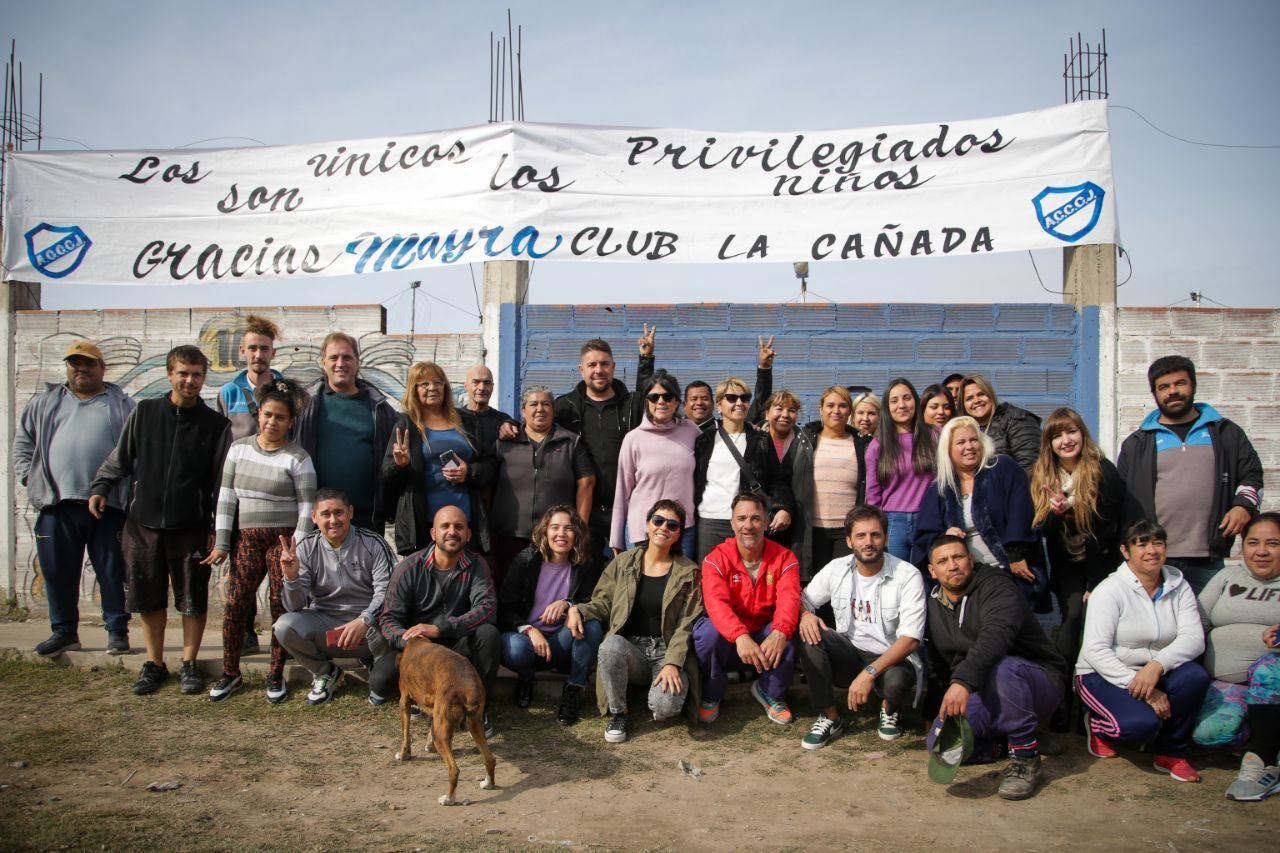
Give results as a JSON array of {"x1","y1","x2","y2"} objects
[
  {"x1": 325, "y1": 626, "x2": 344, "y2": 647},
  {"x1": 440, "y1": 449, "x2": 461, "y2": 470}
]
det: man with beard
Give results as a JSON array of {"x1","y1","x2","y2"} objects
[
  {"x1": 371, "y1": 505, "x2": 499, "y2": 735},
  {"x1": 1118, "y1": 355, "x2": 1263, "y2": 595},
  {"x1": 796, "y1": 505, "x2": 925, "y2": 749}
]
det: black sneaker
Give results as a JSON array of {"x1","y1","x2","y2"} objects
[
  {"x1": 35, "y1": 632, "x2": 81, "y2": 657},
  {"x1": 410, "y1": 703, "x2": 424, "y2": 719},
  {"x1": 179, "y1": 660, "x2": 204, "y2": 695},
  {"x1": 208, "y1": 672, "x2": 243, "y2": 702},
  {"x1": 514, "y1": 677, "x2": 534, "y2": 709},
  {"x1": 133, "y1": 661, "x2": 169, "y2": 695},
  {"x1": 106, "y1": 631, "x2": 129, "y2": 656},
  {"x1": 557, "y1": 684, "x2": 582, "y2": 727},
  {"x1": 604, "y1": 711, "x2": 628, "y2": 743},
  {"x1": 483, "y1": 711, "x2": 496, "y2": 739},
  {"x1": 265, "y1": 675, "x2": 289, "y2": 704},
  {"x1": 242, "y1": 630, "x2": 261, "y2": 655}
]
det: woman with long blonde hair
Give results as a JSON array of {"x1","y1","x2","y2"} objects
[
  {"x1": 381, "y1": 362, "x2": 497, "y2": 557},
  {"x1": 1029, "y1": 407, "x2": 1125, "y2": 728}
]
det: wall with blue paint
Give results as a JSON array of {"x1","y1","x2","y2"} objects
[{"x1": 521, "y1": 303, "x2": 1090, "y2": 423}]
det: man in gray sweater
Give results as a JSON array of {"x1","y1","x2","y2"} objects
[{"x1": 274, "y1": 488, "x2": 393, "y2": 706}]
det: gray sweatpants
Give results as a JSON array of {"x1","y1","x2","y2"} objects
[
  {"x1": 273, "y1": 609, "x2": 388, "y2": 677},
  {"x1": 597, "y1": 634, "x2": 688, "y2": 720}
]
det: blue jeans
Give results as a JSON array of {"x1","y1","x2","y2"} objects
[
  {"x1": 1164, "y1": 557, "x2": 1224, "y2": 598},
  {"x1": 35, "y1": 502, "x2": 129, "y2": 635},
  {"x1": 884, "y1": 511, "x2": 918, "y2": 562},
  {"x1": 501, "y1": 621, "x2": 604, "y2": 687}
]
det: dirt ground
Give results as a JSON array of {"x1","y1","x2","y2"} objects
[{"x1": 0, "y1": 652, "x2": 1274, "y2": 852}]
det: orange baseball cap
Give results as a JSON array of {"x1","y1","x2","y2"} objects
[{"x1": 63, "y1": 340, "x2": 105, "y2": 364}]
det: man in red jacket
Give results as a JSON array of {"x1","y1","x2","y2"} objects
[{"x1": 694, "y1": 492, "x2": 801, "y2": 725}]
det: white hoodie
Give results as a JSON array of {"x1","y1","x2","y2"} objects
[{"x1": 1075, "y1": 563, "x2": 1205, "y2": 687}]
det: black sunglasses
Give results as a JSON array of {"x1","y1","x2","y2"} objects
[
  {"x1": 649, "y1": 514, "x2": 682, "y2": 531},
  {"x1": 723, "y1": 392, "x2": 752, "y2": 404},
  {"x1": 646, "y1": 392, "x2": 675, "y2": 403}
]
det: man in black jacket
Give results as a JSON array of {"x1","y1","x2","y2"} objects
[
  {"x1": 553, "y1": 327, "x2": 655, "y2": 566},
  {"x1": 372, "y1": 505, "x2": 499, "y2": 734},
  {"x1": 1117, "y1": 354, "x2": 1264, "y2": 595},
  {"x1": 294, "y1": 332, "x2": 396, "y2": 532},
  {"x1": 924, "y1": 534, "x2": 1064, "y2": 801},
  {"x1": 89, "y1": 345, "x2": 231, "y2": 697}
]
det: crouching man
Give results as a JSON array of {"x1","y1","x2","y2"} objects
[
  {"x1": 273, "y1": 488, "x2": 393, "y2": 705},
  {"x1": 925, "y1": 534, "x2": 1066, "y2": 800},
  {"x1": 371, "y1": 505, "x2": 500, "y2": 736}
]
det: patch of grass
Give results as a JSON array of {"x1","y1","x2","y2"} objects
[{"x1": 0, "y1": 597, "x2": 30, "y2": 622}]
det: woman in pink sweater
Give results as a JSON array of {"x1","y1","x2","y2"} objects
[{"x1": 610, "y1": 371, "x2": 699, "y2": 555}]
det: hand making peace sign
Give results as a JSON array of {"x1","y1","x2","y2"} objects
[{"x1": 391, "y1": 427, "x2": 411, "y2": 469}]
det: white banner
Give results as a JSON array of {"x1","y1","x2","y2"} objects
[{"x1": 2, "y1": 101, "x2": 1117, "y2": 285}]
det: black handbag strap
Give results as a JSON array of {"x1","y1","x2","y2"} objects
[{"x1": 717, "y1": 426, "x2": 763, "y2": 494}]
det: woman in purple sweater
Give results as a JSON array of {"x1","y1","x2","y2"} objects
[
  {"x1": 864, "y1": 378, "x2": 937, "y2": 561},
  {"x1": 610, "y1": 370, "x2": 699, "y2": 556}
]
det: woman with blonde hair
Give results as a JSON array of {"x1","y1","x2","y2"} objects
[
  {"x1": 790, "y1": 385, "x2": 870, "y2": 581},
  {"x1": 912, "y1": 416, "x2": 1040, "y2": 597},
  {"x1": 959, "y1": 374, "x2": 1042, "y2": 471},
  {"x1": 850, "y1": 390, "x2": 881, "y2": 439},
  {"x1": 1030, "y1": 407, "x2": 1125, "y2": 729},
  {"x1": 381, "y1": 361, "x2": 496, "y2": 556}
]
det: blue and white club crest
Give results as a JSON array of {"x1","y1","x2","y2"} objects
[
  {"x1": 1031, "y1": 182, "x2": 1105, "y2": 243},
  {"x1": 25, "y1": 222, "x2": 93, "y2": 278}
]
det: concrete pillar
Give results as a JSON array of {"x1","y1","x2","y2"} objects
[
  {"x1": 1, "y1": 279, "x2": 42, "y2": 602},
  {"x1": 1063, "y1": 243, "x2": 1118, "y2": 456},
  {"x1": 481, "y1": 260, "x2": 529, "y2": 415}
]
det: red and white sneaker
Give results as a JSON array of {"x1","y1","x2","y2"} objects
[
  {"x1": 1153, "y1": 755, "x2": 1201, "y2": 783},
  {"x1": 1087, "y1": 733, "x2": 1118, "y2": 759}
]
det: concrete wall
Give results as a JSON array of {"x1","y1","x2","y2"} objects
[
  {"x1": 8, "y1": 304, "x2": 482, "y2": 609},
  {"x1": 1116, "y1": 307, "x2": 1279, "y2": 511},
  {"x1": 521, "y1": 302, "x2": 1083, "y2": 422}
]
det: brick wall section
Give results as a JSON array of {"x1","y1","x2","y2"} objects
[
  {"x1": 522, "y1": 302, "x2": 1081, "y2": 420},
  {"x1": 1117, "y1": 307, "x2": 1279, "y2": 512},
  {"x1": 10, "y1": 304, "x2": 482, "y2": 608}
]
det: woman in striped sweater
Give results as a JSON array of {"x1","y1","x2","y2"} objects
[{"x1": 204, "y1": 379, "x2": 316, "y2": 703}]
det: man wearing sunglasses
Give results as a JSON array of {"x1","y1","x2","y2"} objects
[
  {"x1": 554, "y1": 327, "x2": 657, "y2": 567},
  {"x1": 694, "y1": 492, "x2": 802, "y2": 726}
]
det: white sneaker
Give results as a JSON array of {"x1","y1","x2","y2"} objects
[
  {"x1": 306, "y1": 666, "x2": 344, "y2": 706},
  {"x1": 1225, "y1": 752, "x2": 1280, "y2": 802}
]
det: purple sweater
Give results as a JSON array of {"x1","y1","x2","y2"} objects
[
  {"x1": 611, "y1": 416, "x2": 700, "y2": 549},
  {"x1": 864, "y1": 432, "x2": 933, "y2": 513}
]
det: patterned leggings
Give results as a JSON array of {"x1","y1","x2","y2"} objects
[
  {"x1": 222, "y1": 526, "x2": 291, "y2": 678},
  {"x1": 1193, "y1": 653, "x2": 1280, "y2": 748}
]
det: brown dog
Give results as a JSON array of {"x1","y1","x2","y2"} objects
[{"x1": 393, "y1": 637, "x2": 497, "y2": 805}]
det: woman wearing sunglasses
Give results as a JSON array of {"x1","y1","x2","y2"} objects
[
  {"x1": 610, "y1": 370, "x2": 699, "y2": 557},
  {"x1": 567, "y1": 499, "x2": 704, "y2": 744},
  {"x1": 692, "y1": 377, "x2": 794, "y2": 562}
]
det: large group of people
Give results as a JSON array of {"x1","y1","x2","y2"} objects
[{"x1": 15, "y1": 321, "x2": 1276, "y2": 803}]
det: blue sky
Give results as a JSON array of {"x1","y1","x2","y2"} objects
[{"x1": 4, "y1": 0, "x2": 1277, "y2": 332}]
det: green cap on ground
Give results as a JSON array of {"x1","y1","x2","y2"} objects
[{"x1": 928, "y1": 715, "x2": 974, "y2": 785}]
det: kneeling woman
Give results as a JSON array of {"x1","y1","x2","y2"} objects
[
  {"x1": 566, "y1": 500, "x2": 703, "y2": 744},
  {"x1": 1076, "y1": 520, "x2": 1211, "y2": 782},
  {"x1": 497, "y1": 507, "x2": 603, "y2": 726},
  {"x1": 1193, "y1": 512, "x2": 1280, "y2": 801}
]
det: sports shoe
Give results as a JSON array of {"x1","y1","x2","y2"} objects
[
  {"x1": 409, "y1": 703, "x2": 424, "y2": 719},
  {"x1": 1225, "y1": 752, "x2": 1280, "y2": 801},
  {"x1": 556, "y1": 684, "x2": 582, "y2": 727},
  {"x1": 482, "y1": 711, "x2": 496, "y2": 739},
  {"x1": 179, "y1": 660, "x2": 204, "y2": 695},
  {"x1": 1087, "y1": 720, "x2": 1118, "y2": 759},
  {"x1": 998, "y1": 755, "x2": 1045, "y2": 800},
  {"x1": 242, "y1": 630, "x2": 261, "y2": 655},
  {"x1": 265, "y1": 675, "x2": 289, "y2": 704},
  {"x1": 878, "y1": 706, "x2": 903, "y2": 741},
  {"x1": 514, "y1": 677, "x2": 534, "y2": 709},
  {"x1": 367, "y1": 691, "x2": 389, "y2": 706},
  {"x1": 306, "y1": 665, "x2": 343, "y2": 706},
  {"x1": 106, "y1": 631, "x2": 129, "y2": 655},
  {"x1": 751, "y1": 681, "x2": 793, "y2": 725},
  {"x1": 604, "y1": 711, "x2": 628, "y2": 743},
  {"x1": 35, "y1": 632, "x2": 80, "y2": 657},
  {"x1": 801, "y1": 715, "x2": 845, "y2": 750},
  {"x1": 208, "y1": 672, "x2": 243, "y2": 701},
  {"x1": 1153, "y1": 755, "x2": 1201, "y2": 783},
  {"x1": 132, "y1": 661, "x2": 169, "y2": 695},
  {"x1": 697, "y1": 700, "x2": 721, "y2": 724}
]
